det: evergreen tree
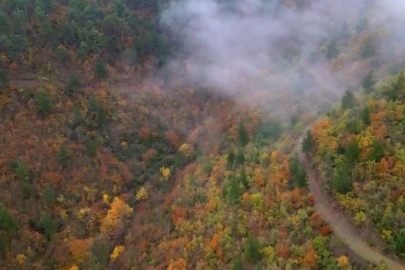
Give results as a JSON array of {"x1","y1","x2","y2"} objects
[
  {"x1": 227, "y1": 150, "x2": 235, "y2": 169},
  {"x1": 239, "y1": 167, "x2": 248, "y2": 187},
  {"x1": 57, "y1": 144, "x2": 69, "y2": 167},
  {"x1": 332, "y1": 162, "x2": 352, "y2": 194},
  {"x1": 245, "y1": 233, "x2": 261, "y2": 263},
  {"x1": 345, "y1": 140, "x2": 360, "y2": 164},
  {"x1": 236, "y1": 150, "x2": 245, "y2": 166},
  {"x1": 40, "y1": 213, "x2": 56, "y2": 240},
  {"x1": 94, "y1": 58, "x2": 108, "y2": 79},
  {"x1": 86, "y1": 138, "x2": 97, "y2": 157},
  {"x1": 359, "y1": 38, "x2": 376, "y2": 59},
  {"x1": 0, "y1": 68, "x2": 8, "y2": 89},
  {"x1": 36, "y1": 90, "x2": 52, "y2": 115},
  {"x1": 290, "y1": 113, "x2": 299, "y2": 128},
  {"x1": 0, "y1": 205, "x2": 15, "y2": 236},
  {"x1": 289, "y1": 155, "x2": 307, "y2": 188},
  {"x1": 72, "y1": 106, "x2": 84, "y2": 128},
  {"x1": 238, "y1": 121, "x2": 249, "y2": 147},
  {"x1": 341, "y1": 88, "x2": 356, "y2": 110},
  {"x1": 43, "y1": 186, "x2": 56, "y2": 207},
  {"x1": 362, "y1": 70, "x2": 376, "y2": 94},
  {"x1": 386, "y1": 72, "x2": 404, "y2": 101},
  {"x1": 262, "y1": 118, "x2": 283, "y2": 141},
  {"x1": 360, "y1": 107, "x2": 371, "y2": 125},
  {"x1": 371, "y1": 140, "x2": 384, "y2": 162},
  {"x1": 64, "y1": 73, "x2": 81, "y2": 94},
  {"x1": 395, "y1": 229, "x2": 405, "y2": 254},
  {"x1": 232, "y1": 259, "x2": 245, "y2": 270},
  {"x1": 228, "y1": 178, "x2": 240, "y2": 205},
  {"x1": 302, "y1": 130, "x2": 316, "y2": 155}
]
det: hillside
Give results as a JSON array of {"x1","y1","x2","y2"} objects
[
  {"x1": 305, "y1": 71, "x2": 405, "y2": 260},
  {"x1": 1, "y1": 0, "x2": 405, "y2": 269}
]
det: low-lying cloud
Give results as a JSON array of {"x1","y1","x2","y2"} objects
[{"x1": 161, "y1": 0, "x2": 405, "y2": 116}]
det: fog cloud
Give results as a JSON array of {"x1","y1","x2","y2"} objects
[{"x1": 161, "y1": 0, "x2": 405, "y2": 116}]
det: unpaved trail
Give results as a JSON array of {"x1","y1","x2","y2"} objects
[{"x1": 295, "y1": 127, "x2": 405, "y2": 270}]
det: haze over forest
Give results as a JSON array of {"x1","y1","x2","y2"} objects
[{"x1": 1, "y1": 0, "x2": 405, "y2": 269}]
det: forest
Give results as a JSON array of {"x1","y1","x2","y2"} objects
[{"x1": 1, "y1": 0, "x2": 405, "y2": 269}]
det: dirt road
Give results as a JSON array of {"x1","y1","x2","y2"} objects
[{"x1": 295, "y1": 128, "x2": 404, "y2": 270}]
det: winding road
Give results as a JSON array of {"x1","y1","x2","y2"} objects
[{"x1": 295, "y1": 128, "x2": 404, "y2": 270}]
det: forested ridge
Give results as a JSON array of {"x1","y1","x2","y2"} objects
[
  {"x1": 1, "y1": 0, "x2": 405, "y2": 269},
  {"x1": 305, "y1": 70, "x2": 405, "y2": 261}
]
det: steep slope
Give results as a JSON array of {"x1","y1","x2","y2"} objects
[{"x1": 305, "y1": 71, "x2": 405, "y2": 261}]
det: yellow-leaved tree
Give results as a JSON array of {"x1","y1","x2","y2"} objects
[{"x1": 100, "y1": 197, "x2": 133, "y2": 237}]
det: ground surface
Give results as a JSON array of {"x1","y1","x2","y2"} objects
[{"x1": 296, "y1": 128, "x2": 405, "y2": 270}]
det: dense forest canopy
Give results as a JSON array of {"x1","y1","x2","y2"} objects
[{"x1": 1, "y1": 0, "x2": 405, "y2": 269}]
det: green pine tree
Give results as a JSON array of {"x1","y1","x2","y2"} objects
[
  {"x1": 371, "y1": 140, "x2": 384, "y2": 162},
  {"x1": 228, "y1": 178, "x2": 240, "y2": 205},
  {"x1": 43, "y1": 186, "x2": 56, "y2": 207},
  {"x1": 360, "y1": 107, "x2": 371, "y2": 125},
  {"x1": 36, "y1": 90, "x2": 52, "y2": 115},
  {"x1": 232, "y1": 259, "x2": 245, "y2": 270},
  {"x1": 302, "y1": 130, "x2": 316, "y2": 155},
  {"x1": 289, "y1": 155, "x2": 307, "y2": 188},
  {"x1": 245, "y1": 233, "x2": 261, "y2": 262},
  {"x1": 362, "y1": 70, "x2": 376, "y2": 94},
  {"x1": 40, "y1": 213, "x2": 56, "y2": 240},
  {"x1": 332, "y1": 162, "x2": 352, "y2": 194},
  {"x1": 238, "y1": 121, "x2": 249, "y2": 147},
  {"x1": 227, "y1": 150, "x2": 235, "y2": 169},
  {"x1": 345, "y1": 140, "x2": 360, "y2": 164},
  {"x1": 64, "y1": 73, "x2": 81, "y2": 94},
  {"x1": 58, "y1": 144, "x2": 70, "y2": 167},
  {"x1": 0, "y1": 205, "x2": 16, "y2": 236},
  {"x1": 341, "y1": 88, "x2": 356, "y2": 110},
  {"x1": 94, "y1": 58, "x2": 108, "y2": 79}
]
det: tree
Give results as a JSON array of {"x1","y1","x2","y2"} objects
[
  {"x1": 371, "y1": 140, "x2": 384, "y2": 162},
  {"x1": 72, "y1": 106, "x2": 84, "y2": 128},
  {"x1": 395, "y1": 229, "x2": 405, "y2": 254},
  {"x1": 332, "y1": 162, "x2": 352, "y2": 194},
  {"x1": 43, "y1": 186, "x2": 56, "y2": 207},
  {"x1": 386, "y1": 72, "x2": 404, "y2": 101},
  {"x1": 227, "y1": 150, "x2": 235, "y2": 169},
  {"x1": 362, "y1": 70, "x2": 376, "y2": 94},
  {"x1": 238, "y1": 121, "x2": 249, "y2": 147},
  {"x1": 0, "y1": 68, "x2": 8, "y2": 89},
  {"x1": 239, "y1": 167, "x2": 248, "y2": 187},
  {"x1": 359, "y1": 38, "x2": 376, "y2": 59},
  {"x1": 341, "y1": 88, "x2": 356, "y2": 110},
  {"x1": 289, "y1": 155, "x2": 307, "y2": 188},
  {"x1": 302, "y1": 130, "x2": 316, "y2": 155},
  {"x1": 0, "y1": 205, "x2": 15, "y2": 236},
  {"x1": 58, "y1": 144, "x2": 70, "y2": 167},
  {"x1": 245, "y1": 233, "x2": 261, "y2": 263},
  {"x1": 36, "y1": 90, "x2": 52, "y2": 115},
  {"x1": 94, "y1": 58, "x2": 108, "y2": 79},
  {"x1": 232, "y1": 259, "x2": 245, "y2": 270},
  {"x1": 360, "y1": 107, "x2": 371, "y2": 125},
  {"x1": 86, "y1": 138, "x2": 97, "y2": 157},
  {"x1": 345, "y1": 140, "x2": 360, "y2": 164},
  {"x1": 0, "y1": 205, "x2": 15, "y2": 254},
  {"x1": 65, "y1": 73, "x2": 81, "y2": 94},
  {"x1": 261, "y1": 118, "x2": 283, "y2": 141},
  {"x1": 228, "y1": 178, "x2": 240, "y2": 205},
  {"x1": 40, "y1": 213, "x2": 56, "y2": 240}
]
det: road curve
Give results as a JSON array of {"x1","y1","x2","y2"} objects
[{"x1": 295, "y1": 127, "x2": 405, "y2": 270}]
